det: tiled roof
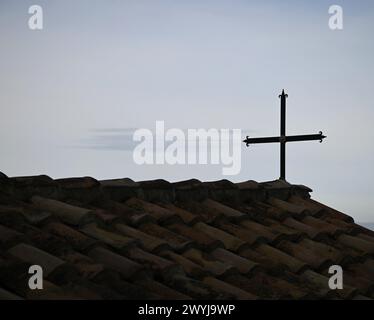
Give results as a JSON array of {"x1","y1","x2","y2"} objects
[{"x1": 0, "y1": 172, "x2": 373, "y2": 300}]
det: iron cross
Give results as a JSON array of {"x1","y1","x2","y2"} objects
[{"x1": 243, "y1": 90, "x2": 326, "y2": 181}]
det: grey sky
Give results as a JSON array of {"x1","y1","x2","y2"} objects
[{"x1": 0, "y1": 0, "x2": 373, "y2": 222}]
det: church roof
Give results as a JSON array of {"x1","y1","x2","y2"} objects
[{"x1": 0, "y1": 172, "x2": 373, "y2": 300}]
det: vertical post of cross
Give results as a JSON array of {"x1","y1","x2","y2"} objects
[{"x1": 279, "y1": 89, "x2": 288, "y2": 180}]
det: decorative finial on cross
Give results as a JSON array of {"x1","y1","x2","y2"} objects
[
  {"x1": 279, "y1": 89, "x2": 288, "y2": 99},
  {"x1": 243, "y1": 90, "x2": 326, "y2": 181}
]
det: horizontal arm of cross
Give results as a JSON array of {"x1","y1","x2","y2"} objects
[{"x1": 243, "y1": 132, "x2": 326, "y2": 146}]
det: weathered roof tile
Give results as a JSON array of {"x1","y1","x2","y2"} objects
[
  {"x1": 167, "y1": 223, "x2": 223, "y2": 251},
  {"x1": 125, "y1": 198, "x2": 181, "y2": 224},
  {"x1": 44, "y1": 222, "x2": 96, "y2": 251},
  {"x1": 211, "y1": 248, "x2": 259, "y2": 275},
  {"x1": 32, "y1": 196, "x2": 95, "y2": 226},
  {"x1": 81, "y1": 223, "x2": 137, "y2": 250},
  {"x1": 87, "y1": 246, "x2": 143, "y2": 279},
  {"x1": 161, "y1": 203, "x2": 201, "y2": 225},
  {"x1": 203, "y1": 276, "x2": 257, "y2": 300},
  {"x1": 8, "y1": 243, "x2": 64, "y2": 276},
  {"x1": 115, "y1": 223, "x2": 170, "y2": 253},
  {"x1": 139, "y1": 223, "x2": 193, "y2": 252},
  {"x1": 337, "y1": 234, "x2": 374, "y2": 255},
  {"x1": 0, "y1": 224, "x2": 24, "y2": 250},
  {"x1": 0, "y1": 173, "x2": 372, "y2": 300},
  {"x1": 182, "y1": 248, "x2": 235, "y2": 277},
  {"x1": 194, "y1": 222, "x2": 248, "y2": 252},
  {"x1": 255, "y1": 244, "x2": 308, "y2": 274}
]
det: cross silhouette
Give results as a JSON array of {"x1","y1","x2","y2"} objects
[{"x1": 243, "y1": 90, "x2": 326, "y2": 181}]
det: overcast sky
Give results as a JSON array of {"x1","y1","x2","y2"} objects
[{"x1": 0, "y1": 0, "x2": 373, "y2": 222}]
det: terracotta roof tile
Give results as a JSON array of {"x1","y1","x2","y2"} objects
[
  {"x1": 44, "y1": 222, "x2": 96, "y2": 251},
  {"x1": 264, "y1": 218, "x2": 303, "y2": 241},
  {"x1": 167, "y1": 223, "x2": 223, "y2": 251},
  {"x1": 202, "y1": 276, "x2": 257, "y2": 300},
  {"x1": 283, "y1": 217, "x2": 327, "y2": 240},
  {"x1": 172, "y1": 179, "x2": 207, "y2": 202},
  {"x1": 61, "y1": 251, "x2": 104, "y2": 279},
  {"x1": 302, "y1": 216, "x2": 343, "y2": 236},
  {"x1": 224, "y1": 272, "x2": 309, "y2": 299},
  {"x1": 268, "y1": 197, "x2": 308, "y2": 216},
  {"x1": 235, "y1": 180, "x2": 266, "y2": 202},
  {"x1": 161, "y1": 203, "x2": 201, "y2": 225},
  {"x1": 0, "y1": 258, "x2": 37, "y2": 298},
  {"x1": 338, "y1": 234, "x2": 374, "y2": 255},
  {"x1": 85, "y1": 270, "x2": 156, "y2": 299},
  {"x1": 238, "y1": 247, "x2": 284, "y2": 273},
  {"x1": 201, "y1": 198, "x2": 247, "y2": 221},
  {"x1": 298, "y1": 238, "x2": 344, "y2": 263},
  {"x1": 135, "y1": 278, "x2": 191, "y2": 300},
  {"x1": 216, "y1": 220, "x2": 267, "y2": 246},
  {"x1": 0, "y1": 224, "x2": 23, "y2": 250},
  {"x1": 211, "y1": 248, "x2": 259, "y2": 275},
  {"x1": 31, "y1": 196, "x2": 95, "y2": 226},
  {"x1": 353, "y1": 224, "x2": 374, "y2": 237},
  {"x1": 0, "y1": 287, "x2": 22, "y2": 300},
  {"x1": 56, "y1": 177, "x2": 100, "y2": 189},
  {"x1": 357, "y1": 233, "x2": 374, "y2": 244},
  {"x1": 166, "y1": 274, "x2": 224, "y2": 299},
  {"x1": 125, "y1": 248, "x2": 180, "y2": 278},
  {"x1": 138, "y1": 179, "x2": 175, "y2": 202},
  {"x1": 100, "y1": 178, "x2": 142, "y2": 202},
  {"x1": 302, "y1": 270, "x2": 357, "y2": 299},
  {"x1": 259, "y1": 180, "x2": 292, "y2": 200},
  {"x1": 81, "y1": 223, "x2": 137, "y2": 250},
  {"x1": 0, "y1": 174, "x2": 372, "y2": 300},
  {"x1": 177, "y1": 200, "x2": 224, "y2": 223},
  {"x1": 100, "y1": 201, "x2": 154, "y2": 226},
  {"x1": 300, "y1": 270, "x2": 332, "y2": 298},
  {"x1": 182, "y1": 248, "x2": 236, "y2": 277},
  {"x1": 100, "y1": 178, "x2": 139, "y2": 188},
  {"x1": 0, "y1": 206, "x2": 27, "y2": 230},
  {"x1": 240, "y1": 220, "x2": 284, "y2": 243},
  {"x1": 18, "y1": 204, "x2": 52, "y2": 226},
  {"x1": 322, "y1": 217, "x2": 358, "y2": 234},
  {"x1": 0, "y1": 172, "x2": 8, "y2": 180},
  {"x1": 24, "y1": 226, "x2": 72, "y2": 257},
  {"x1": 252, "y1": 202, "x2": 288, "y2": 221},
  {"x1": 139, "y1": 223, "x2": 193, "y2": 251},
  {"x1": 307, "y1": 199, "x2": 354, "y2": 223},
  {"x1": 161, "y1": 251, "x2": 207, "y2": 278},
  {"x1": 342, "y1": 270, "x2": 374, "y2": 295},
  {"x1": 25, "y1": 280, "x2": 83, "y2": 300},
  {"x1": 288, "y1": 196, "x2": 325, "y2": 216},
  {"x1": 115, "y1": 223, "x2": 170, "y2": 253},
  {"x1": 354, "y1": 259, "x2": 374, "y2": 280},
  {"x1": 87, "y1": 246, "x2": 143, "y2": 279},
  {"x1": 10, "y1": 175, "x2": 58, "y2": 200},
  {"x1": 276, "y1": 240, "x2": 333, "y2": 270},
  {"x1": 7, "y1": 243, "x2": 65, "y2": 276},
  {"x1": 92, "y1": 209, "x2": 120, "y2": 225},
  {"x1": 255, "y1": 244, "x2": 308, "y2": 274},
  {"x1": 55, "y1": 177, "x2": 103, "y2": 204},
  {"x1": 125, "y1": 197, "x2": 181, "y2": 224},
  {"x1": 193, "y1": 222, "x2": 248, "y2": 252}
]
